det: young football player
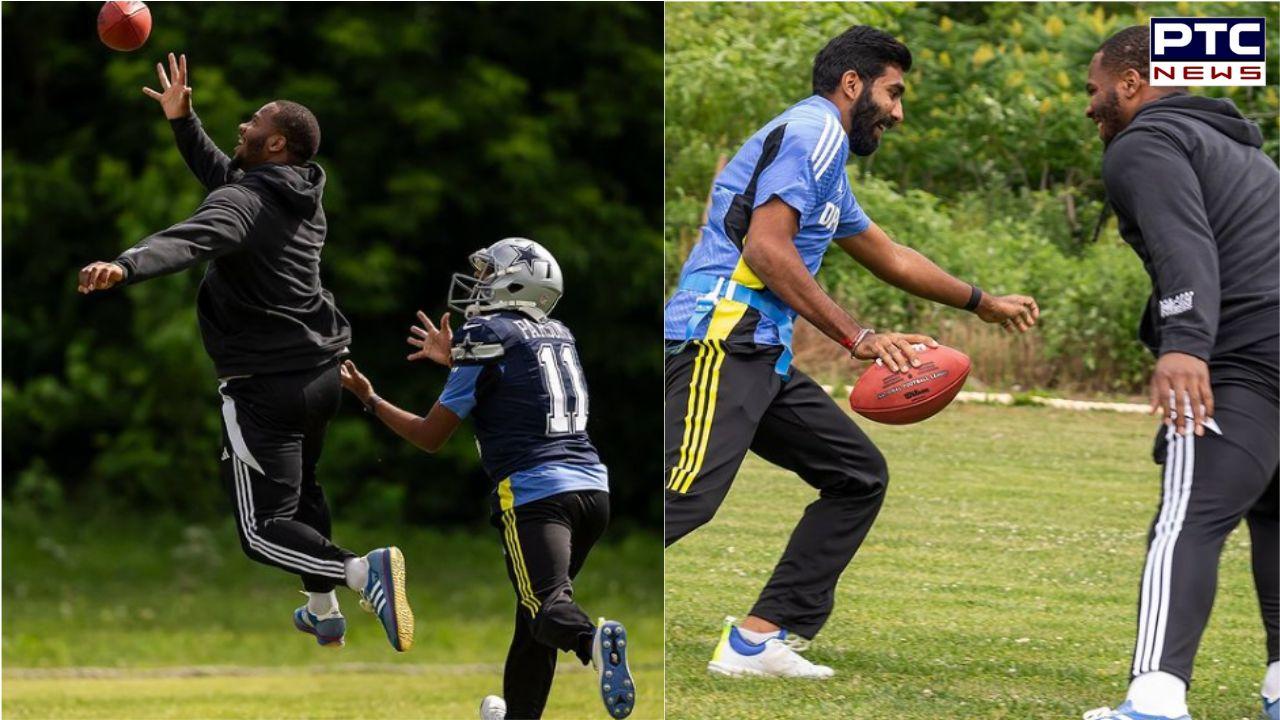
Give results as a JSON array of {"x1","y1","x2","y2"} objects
[{"x1": 339, "y1": 238, "x2": 635, "y2": 720}]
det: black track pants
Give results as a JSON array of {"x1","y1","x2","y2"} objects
[
  {"x1": 665, "y1": 341, "x2": 889, "y2": 639},
  {"x1": 494, "y1": 490, "x2": 609, "y2": 720},
  {"x1": 1130, "y1": 382, "x2": 1279, "y2": 684},
  {"x1": 217, "y1": 360, "x2": 356, "y2": 594}
]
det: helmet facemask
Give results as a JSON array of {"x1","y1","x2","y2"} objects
[{"x1": 447, "y1": 239, "x2": 563, "y2": 321}]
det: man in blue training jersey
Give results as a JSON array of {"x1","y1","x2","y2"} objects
[
  {"x1": 665, "y1": 25, "x2": 1040, "y2": 678},
  {"x1": 340, "y1": 238, "x2": 635, "y2": 720}
]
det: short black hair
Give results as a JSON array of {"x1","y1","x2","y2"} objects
[
  {"x1": 1098, "y1": 25, "x2": 1149, "y2": 79},
  {"x1": 270, "y1": 100, "x2": 321, "y2": 163},
  {"x1": 812, "y1": 25, "x2": 913, "y2": 96}
]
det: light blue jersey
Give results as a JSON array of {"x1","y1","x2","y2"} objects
[{"x1": 665, "y1": 95, "x2": 871, "y2": 350}]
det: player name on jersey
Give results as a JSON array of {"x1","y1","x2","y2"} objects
[{"x1": 511, "y1": 318, "x2": 574, "y2": 342}]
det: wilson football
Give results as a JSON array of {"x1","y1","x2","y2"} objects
[{"x1": 848, "y1": 344, "x2": 970, "y2": 424}]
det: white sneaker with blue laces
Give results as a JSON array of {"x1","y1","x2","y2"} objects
[
  {"x1": 1082, "y1": 701, "x2": 1191, "y2": 720},
  {"x1": 706, "y1": 616, "x2": 833, "y2": 679}
]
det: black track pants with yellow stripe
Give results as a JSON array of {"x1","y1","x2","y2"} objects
[
  {"x1": 665, "y1": 341, "x2": 889, "y2": 638},
  {"x1": 492, "y1": 489, "x2": 609, "y2": 720}
]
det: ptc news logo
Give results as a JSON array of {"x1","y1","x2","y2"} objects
[{"x1": 1150, "y1": 17, "x2": 1267, "y2": 86}]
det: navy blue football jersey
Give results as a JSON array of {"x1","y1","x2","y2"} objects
[{"x1": 437, "y1": 310, "x2": 607, "y2": 510}]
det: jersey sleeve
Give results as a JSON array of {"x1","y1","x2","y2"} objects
[
  {"x1": 752, "y1": 123, "x2": 825, "y2": 217},
  {"x1": 450, "y1": 317, "x2": 508, "y2": 366},
  {"x1": 438, "y1": 364, "x2": 483, "y2": 418},
  {"x1": 835, "y1": 180, "x2": 872, "y2": 237}
]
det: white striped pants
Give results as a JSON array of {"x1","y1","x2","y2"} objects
[{"x1": 1130, "y1": 383, "x2": 1278, "y2": 683}]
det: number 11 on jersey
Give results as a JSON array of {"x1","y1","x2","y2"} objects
[{"x1": 537, "y1": 343, "x2": 589, "y2": 434}]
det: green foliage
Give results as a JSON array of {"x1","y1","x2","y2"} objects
[
  {"x1": 668, "y1": 2, "x2": 1278, "y2": 200},
  {"x1": 3, "y1": 4, "x2": 662, "y2": 526},
  {"x1": 666, "y1": 2, "x2": 1279, "y2": 392}
]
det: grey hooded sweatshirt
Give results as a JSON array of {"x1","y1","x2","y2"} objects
[
  {"x1": 114, "y1": 114, "x2": 352, "y2": 378},
  {"x1": 1102, "y1": 94, "x2": 1279, "y2": 373}
]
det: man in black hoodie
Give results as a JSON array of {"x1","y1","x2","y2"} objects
[
  {"x1": 77, "y1": 53, "x2": 415, "y2": 654},
  {"x1": 1081, "y1": 26, "x2": 1279, "y2": 720}
]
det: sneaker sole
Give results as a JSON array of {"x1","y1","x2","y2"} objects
[
  {"x1": 385, "y1": 546, "x2": 415, "y2": 652},
  {"x1": 707, "y1": 660, "x2": 833, "y2": 679},
  {"x1": 595, "y1": 621, "x2": 635, "y2": 719},
  {"x1": 707, "y1": 661, "x2": 766, "y2": 678}
]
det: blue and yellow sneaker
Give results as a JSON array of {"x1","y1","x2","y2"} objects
[
  {"x1": 1263, "y1": 695, "x2": 1279, "y2": 720},
  {"x1": 293, "y1": 605, "x2": 346, "y2": 647},
  {"x1": 593, "y1": 618, "x2": 635, "y2": 719},
  {"x1": 359, "y1": 546, "x2": 414, "y2": 652},
  {"x1": 1082, "y1": 702, "x2": 1191, "y2": 720}
]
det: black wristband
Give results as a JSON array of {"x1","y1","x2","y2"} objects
[
  {"x1": 363, "y1": 394, "x2": 382, "y2": 415},
  {"x1": 963, "y1": 285, "x2": 983, "y2": 312}
]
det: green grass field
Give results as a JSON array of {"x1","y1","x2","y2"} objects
[
  {"x1": 666, "y1": 403, "x2": 1267, "y2": 720},
  {"x1": 3, "y1": 515, "x2": 662, "y2": 719}
]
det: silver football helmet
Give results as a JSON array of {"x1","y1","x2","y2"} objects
[{"x1": 448, "y1": 238, "x2": 564, "y2": 321}]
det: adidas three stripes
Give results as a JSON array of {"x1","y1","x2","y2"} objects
[{"x1": 217, "y1": 360, "x2": 357, "y2": 594}]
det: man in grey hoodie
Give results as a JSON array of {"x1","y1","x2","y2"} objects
[
  {"x1": 76, "y1": 53, "x2": 415, "y2": 654},
  {"x1": 1081, "y1": 26, "x2": 1279, "y2": 720}
]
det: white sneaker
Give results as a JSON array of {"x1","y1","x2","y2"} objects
[
  {"x1": 706, "y1": 616, "x2": 834, "y2": 679},
  {"x1": 479, "y1": 695, "x2": 506, "y2": 720}
]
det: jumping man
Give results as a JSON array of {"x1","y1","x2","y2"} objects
[{"x1": 76, "y1": 53, "x2": 414, "y2": 653}]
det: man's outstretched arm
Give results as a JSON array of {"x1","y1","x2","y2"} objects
[
  {"x1": 78, "y1": 185, "x2": 256, "y2": 293},
  {"x1": 741, "y1": 197, "x2": 937, "y2": 373},
  {"x1": 834, "y1": 223, "x2": 1040, "y2": 332},
  {"x1": 143, "y1": 52, "x2": 238, "y2": 191}
]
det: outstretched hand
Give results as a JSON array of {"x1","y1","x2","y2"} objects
[
  {"x1": 142, "y1": 52, "x2": 192, "y2": 120},
  {"x1": 77, "y1": 262, "x2": 125, "y2": 294},
  {"x1": 339, "y1": 360, "x2": 375, "y2": 403},
  {"x1": 976, "y1": 293, "x2": 1040, "y2": 333},
  {"x1": 407, "y1": 311, "x2": 453, "y2": 367}
]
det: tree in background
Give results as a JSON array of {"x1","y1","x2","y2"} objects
[{"x1": 3, "y1": 3, "x2": 662, "y2": 528}]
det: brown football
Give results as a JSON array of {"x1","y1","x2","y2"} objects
[
  {"x1": 848, "y1": 344, "x2": 970, "y2": 424},
  {"x1": 98, "y1": 1, "x2": 151, "y2": 52}
]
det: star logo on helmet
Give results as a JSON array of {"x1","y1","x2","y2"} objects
[{"x1": 509, "y1": 245, "x2": 541, "y2": 274}]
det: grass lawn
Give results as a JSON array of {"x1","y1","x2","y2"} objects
[
  {"x1": 3, "y1": 516, "x2": 662, "y2": 719},
  {"x1": 666, "y1": 403, "x2": 1267, "y2": 720}
]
